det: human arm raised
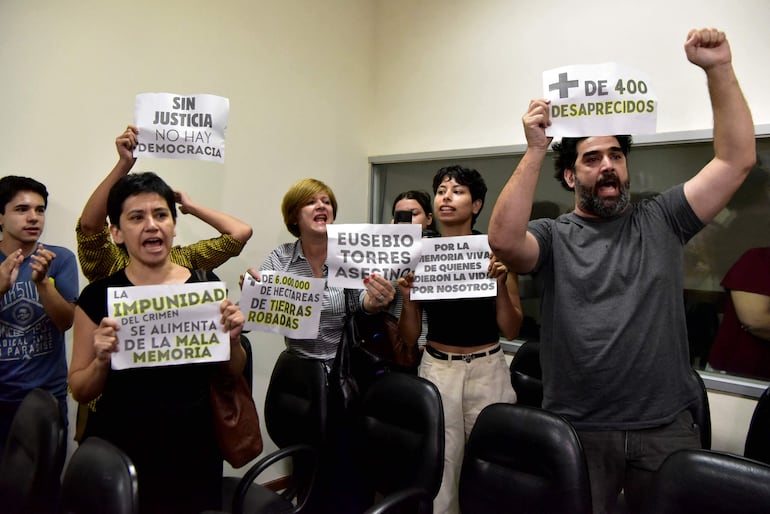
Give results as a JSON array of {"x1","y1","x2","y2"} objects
[
  {"x1": 80, "y1": 126, "x2": 137, "y2": 235},
  {"x1": 682, "y1": 28, "x2": 756, "y2": 224},
  {"x1": 77, "y1": 126, "x2": 136, "y2": 282},
  {"x1": 175, "y1": 191, "x2": 253, "y2": 244},
  {"x1": 488, "y1": 99, "x2": 553, "y2": 274}
]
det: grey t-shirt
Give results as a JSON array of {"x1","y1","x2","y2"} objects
[{"x1": 528, "y1": 184, "x2": 704, "y2": 430}]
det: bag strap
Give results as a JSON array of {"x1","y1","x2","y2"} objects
[
  {"x1": 192, "y1": 269, "x2": 209, "y2": 282},
  {"x1": 343, "y1": 288, "x2": 356, "y2": 316}
]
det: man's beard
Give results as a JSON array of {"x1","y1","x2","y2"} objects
[{"x1": 575, "y1": 172, "x2": 631, "y2": 218}]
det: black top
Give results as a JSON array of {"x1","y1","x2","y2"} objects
[
  {"x1": 77, "y1": 268, "x2": 223, "y2": 514},
  {"x1": 422, "y1": 296, "x2": 500, "y2": 347}
]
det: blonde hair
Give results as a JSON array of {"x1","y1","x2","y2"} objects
[{"x1": 281, "y1": 178, "x2": 338, "y2": 237}]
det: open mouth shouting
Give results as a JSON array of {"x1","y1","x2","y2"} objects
[
  {"x1": 142, "y1": 236, "x2": 165, "y2": 253},
  {"x1": 595, "y1": 173, "x2": 621, "y2": 198},
  {"x1": 313, "y1": 212, "x2": 328, "y2": 225}
]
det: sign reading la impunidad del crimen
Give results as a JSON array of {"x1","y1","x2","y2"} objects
[{"x1": 107, "y1": 281, "x2": 229, "y2": 370}]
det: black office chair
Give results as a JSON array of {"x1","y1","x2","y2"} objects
[
  {"x1": 0, "y1": 388, "x2": 66, "y2": 514},
  {"x1": 744, "y1": 384, "x2": 770, "y2": 465},
  {"x1": 688, "y1": 368, "x2": 712, "y2": 449},
  {"x1": 59, "y1": 436, "x2": 139, "y2": 514},
  {"x1": 643, "y1": 448, "x2": 770, "y2": 514},
  {"x1": 509, "y1": 341, "x2": 543, "y2": 408},
  {"x1": 226, "y1": 350, "x2": 328, "y2": 514},
  {"x1": 459, "y1": 402, "x2": 592, "y2": 514},
  {"x1": 358, "y1": 372, "x2": 444, "y2": 514}
]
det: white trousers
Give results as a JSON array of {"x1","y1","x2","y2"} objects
[{"x1": 419, "y1": 346, "x2": 516, "y2": 514}]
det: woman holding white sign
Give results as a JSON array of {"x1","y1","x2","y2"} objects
[
  {"x1": 250, "y1": 178, "x2": 396, "y2": 360},
  {"x1": 69, "y1": 172, "x2": 246, "y2": 514},
  {"x1": 397, "y1": 165, "x2": 523, "y2": 514},
  {"x1": 246, "y1": 177, "x2": 396, "y2": 513}
]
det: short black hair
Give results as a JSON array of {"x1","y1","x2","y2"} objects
[
  {"x1": 0, "y1": 175, "x2": 48, "y2": 214},
  {"x1": 552, "y1": 136, "x2": 633, "y2": 191},
  {"x1": 432, "y1": 165, "x2": 487, "y2": 227},
  {"x1": 107, "y1": 172, "x2": 177, "y2": 228}
]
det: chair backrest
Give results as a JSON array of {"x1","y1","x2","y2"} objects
[
  {"x1": 459, "y1": 402, "x2": 592, "y2": 514},
  {"x1": 59, "y1": 437, "x2": 139, "y2": 514},
  {"x1": 643, "y1": 449, "x2": 770, "y2": 514},
  {"x1": 0, "y1": 388, "x2": 66, "y2": 514},
  {"x1": 509, "y1": 340, "x2": 543, "y2": 408},
  {"x1": 688, "y1": 368, "x2": 712, "y2": 449},
  {"x1": 744, "y1": 384, "x2": 770, "y2": 464},
  {"x1": 356, "y1": 372, "x2": 444, "y2": 504},
  {"x1": 264, "y1": 350, "x2": 328, "y2": 449}
]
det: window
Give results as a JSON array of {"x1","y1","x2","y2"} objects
[{"x1": 370, "y1": 127, "x2": 770, "y2": 397}]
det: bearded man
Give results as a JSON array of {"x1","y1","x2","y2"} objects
[{"x1": 488, "y1": 28, "x2": 756, "y2": 514}]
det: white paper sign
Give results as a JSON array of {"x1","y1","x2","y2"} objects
[
  {"x1": 240, "y1": 271, "x2": 325, "y2": 338},
  {"x1": 133, "y1": 92, "x2": 229, "y2": 163},
  {"x1": 107, "y1": 281, "x2": 229, "y2": 370},
  {"x1": 542, "y1": 63, "x2": 657, "y2": 138},
  {"x1": 409, "y1": 235, "x2": 496, "y2": 301},
  {"x1": 327, "y1": 224, "x2": 423, "y2": 289}
]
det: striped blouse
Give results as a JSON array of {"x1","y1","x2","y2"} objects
[{"x1": 260, "y1": 240, "x2": 363, "y2": 360}]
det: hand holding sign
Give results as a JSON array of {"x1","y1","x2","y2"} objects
[
  {"x1": 220, "y1": 298, "x2": 245, "y2": 340},
  {"x1": 522, "y1": 99, "x2": 553, "y2": 152},
  {"x1": 115, "y1": 125, "x2": 138, "y2": 167},
  {"x1": 94, "y1": 317, "x2": 120, "y2": 364},
  {"x1": 487, "y1": 253, "x2": 509, "y2": 283}
]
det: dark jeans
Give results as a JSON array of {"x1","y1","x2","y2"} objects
[{"x1": 577, "y1": 409, "x2": 701, "y2": 514}]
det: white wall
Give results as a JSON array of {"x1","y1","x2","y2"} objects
[{"x1": 370, "y1": 0, "x2": 770, "y2": 154}]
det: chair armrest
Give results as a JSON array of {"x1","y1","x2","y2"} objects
[{"x1": 233, "y1": 444, "x2": 317, "y2": 514}]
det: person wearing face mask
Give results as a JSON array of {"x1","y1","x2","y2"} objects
[
  {"x1": 488, "y1": 28, "x2": 755, "y2": 514},
  {"x1": 397, "y1": 166, "x2": 523, "y2": 514}
]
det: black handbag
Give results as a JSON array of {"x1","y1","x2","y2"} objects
[{"x1": 329, "y1": 290, "x2": 362, "y2": 415}]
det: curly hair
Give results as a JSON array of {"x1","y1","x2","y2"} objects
[
  {"x1": 552, "y1": 136, "x2": 633, "y2": 191},
  {"x1": 432, "y1": 165, "x2": 487, "y2": 228}
]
